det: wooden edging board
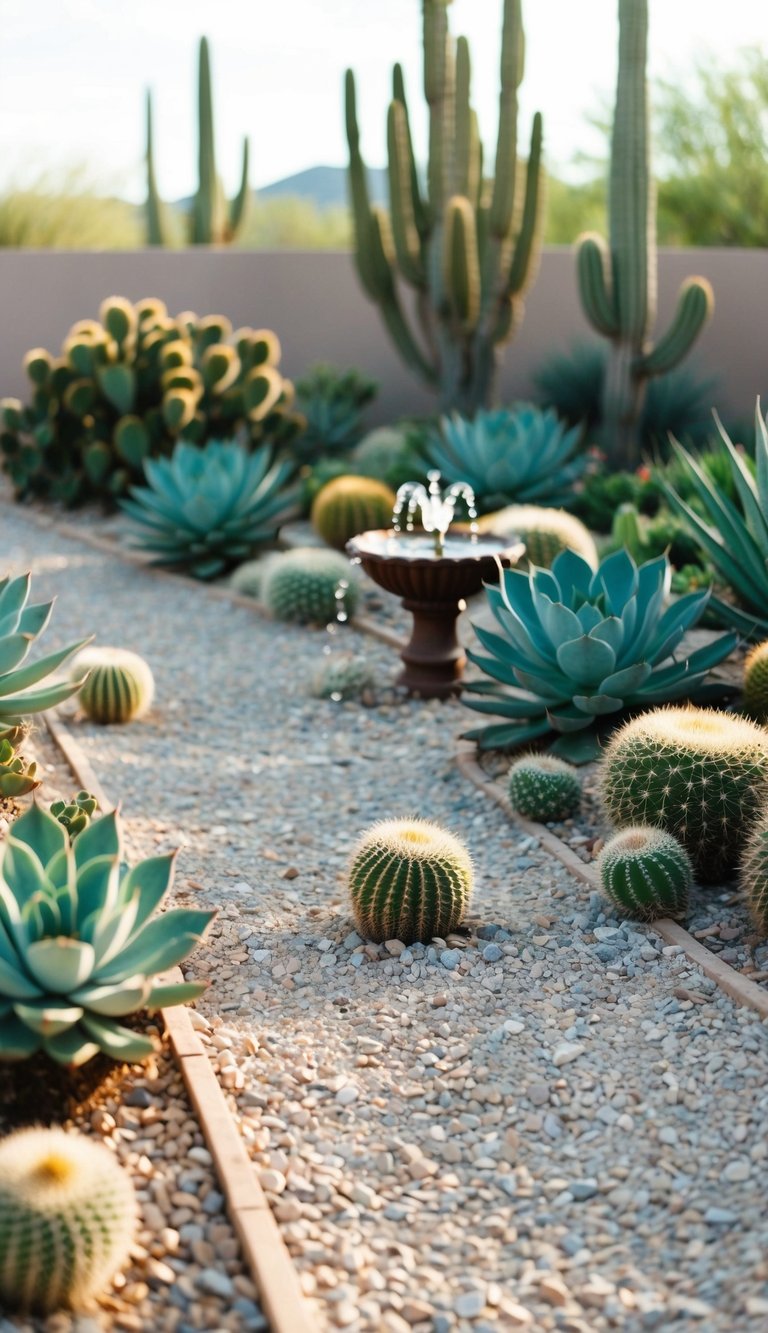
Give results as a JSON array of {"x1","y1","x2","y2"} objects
[
  {"x1": 43, "y1": 711, "x2": 317, "y2": 1333},
  {"x1": 455, "y1": 741, "x2": 768, "y2": 1022}
]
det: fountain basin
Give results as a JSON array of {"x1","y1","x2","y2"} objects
[{"x1": 347, "y1": 529, "x2": 524, "y2": 698}]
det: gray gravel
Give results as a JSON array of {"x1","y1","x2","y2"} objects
[{"x1": 3, "y1": 502, "x2": 768, "y2": 1332}]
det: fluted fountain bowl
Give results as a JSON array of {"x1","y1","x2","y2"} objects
[{"x1": 347, "y1": 529, "x2": 525, "y2": 698}]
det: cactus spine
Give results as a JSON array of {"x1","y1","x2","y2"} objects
[
  {"x1": 345, "y1": 0, "x2": 544, "y2": 415},
  {"x1": 73, "y1": 648, "x2": 155, "y2": 724},
  {"x1": 598, "y1": 825, "x2": 692, "y2": 921},
  {"x1": 145, "y1": 37, "x2": 250, "y2": 246},
  {"x1": 743, "y1": 641, "x2": 768, "y2": 722},
  {"x1": 507, "y1": 754, "x2": 581, "y2": 822},
  {"x1": 576, "y1": 0, "x2": 713, "y2": 468},
  {"x1": 348, "y1": 818, "x2": 473, "y2": 944},
  {"x1": 0, "y1": 1127, "x2": 136, "y2": 1313}
]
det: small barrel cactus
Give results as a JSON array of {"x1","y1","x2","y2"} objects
[
  {"x1": 228, "y1": 555, "x2": 277, "y2": 601},
  {"x1": 476, "y1": 505, "x2": 598, "y2": 570},
  {"x1": 263, "y1": 548, "x2": 359, "y2": 624},
  {"x1": 49, "y1": 791, "x2": 98, "y2": 839},
  {"x1": 348, "y1": 818, "x2": 473, "y2": 944},
  {"x1": 311, "y1": 475, "x2": 396, "y2": 551},
  {"x1": 507, "y1": 754, "x2": 581, "y2": 822},
  {"x1": 597, "y1": 825, "x2": 692, "y2": 921},
  {"x1": 600, "y1": 707, "x2": 768, "y2": 882},
  {"x1": 0, "y1": 1127, "x2": 137, "y2": 1313},
  {"x1": 72, "y1": 647, "x2": 155, "y2": 724},
  {"x1": 740, "y1": 812, "x2": 768, "y2": 934},
  {"x1": 312, "y1": 652, "x2": 375, "y2": 700},
  {"x1": 743, "y1": 641, "x2": 768, "y2": 722}
]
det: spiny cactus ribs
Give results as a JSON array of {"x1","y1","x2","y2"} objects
[
  {"x1": 347, "y1": 818, "x2": 473, "y2": 944},
  {"x1": 600, "y1": 707, "x2": 768, "y2": 882},
  {"x1": 311, "y1": 475, "x2": 397, "y2": 551},
  {"x1": 739, "y1": 813, "x2": 768, "y2": 935},
  {"x1": 73, "y1": 647, "x2": 155, "y2": 724},
  {"x1": 598, "y1": 825, "x2": 692, "y2": 921},
  {"x1": 743, "y1": 641, "x2": 768, "y2": 722},
  {"x1": 0, "y1": 1127, "x2": 136, "y2": 1313},
  {"x1": 507, "y1": 754, "x2": 581, "y2": 822},
  {"x1": 263, "y1": 548, "x2": 359, "y2": 624}
]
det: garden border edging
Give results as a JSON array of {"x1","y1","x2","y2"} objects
[{"x1": 43, "y1": 711, "x2": 317, "y2": 1333}]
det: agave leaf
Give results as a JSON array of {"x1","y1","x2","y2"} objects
[
  {"x1": 0, "y1": 633, "x2": 33, "y2": 676},
  {"x1": 73, "y1": 807, "x2": 121, "y2": 869},
  {"x1": 0, "y1": 637, "x2": 92, "y2": 695},
  {"x1": 0, "y1": 837, "x2": 48, "y2": 914},
  {"x1": 751, "y1": 401, "x2": 768, "y2": 501},
  {"x1": 93, "y1": 911, "x2": 214, "y2": 983},
  {"x1": 466, "y1": 649, "x2": 528, "y2": 690},
  {"x1": 0, "y1": 677, "x2": 91, "y2": 718},
  {"x1": 512, "y1": 667, "x2": 575, "y2": 703},
  {"x1": 9, "y1": 802, "x2": 68, "y2": 871},
  {"x1": 590, "y1": 549, "x2": 638, "y2": 614},
  {"x1": 43, "y1": 1025, "x2": 101, "y2": 1067},
  {"x1": 462, "y1": 717, "x2": 552, "y2": 751},
  {"x1": 570, "y1": 692, "x2": 625, "y2": 716},
  {"x1": 644, "y1": 590, "x2": 711, "y2": 666},
  {"x1": 16, "y1": 600, "x2": 53, "y2": 638},
  {"x1": 598, "y1": 662, "x2": 653, "y2": 696},
  {"x1": 85, "y1": 895, "x2": 140, "y2": 971},
  {"x1": 707, "y1": 596, "x2": 768, "y2": 639},
  {"x1": 587, "y1": 615, "x2": 625, "y2": 656},
  {"x1": 536, "y1": 596, "x2": 582, "y2": 649},
  {"x1": 0, "y1": 574, "x2": 31, "y2": 626},
  {"x1": 546, "y1": 704, "x2": 595, "y2": 732},
  {"x1": 549, "y1": 730, "x2": 605, "y2": 763},
  {"x1": 551, "y1": 549, "x2": 594, "y2": 600},
  {"x1": 74, "y1": 855, "x2": 123, "y2": 938},
  {"x1": 0, "y1": 953, "x2": 43, "y2": 1000},
  {"x1": 556, "y1": 635, "x2": 616, "y2": 686},
  {"x1": 25, "y1": 937, "x2": 96, "y2": 992},
  {"x1": 144, "y1": 979, "x2": 207, "y2": 1009},
  {"x1": 0, "y1": 1014, "x2": 42, "y2": 1060},
  {"x1": 716, "y1": 423, "x2": 768, "y2": 550},
  {"x1": 80, "y1": 1013, "x2": 156, "y2": 1061},
  {"x1": 13, "y1": 1000, "x2": 83, "y2": 1036},
  {"x1": 70, "y1": 975, "x2": 149, "y2": 1016}
]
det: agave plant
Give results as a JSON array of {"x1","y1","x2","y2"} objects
[
  {"x1": 294, "y1": 364, "x2": 377, "y2": 465},
  {"x1": 0, "y1": 573, "x2": 90, "y2": 738},
  {"x1": 425, "y1": 405, "x2": 586, "y2": 514},
  {"x1": 121, "y1": 438, "x2": 299, "y2": 579},
  {"x1": 660, "y1": 403, "x2": 768, "y2": 638},
  {"x1": 463, "y1": 548, "x2": 737, "y2": 760},
  {"x1": 0, "y1": 804, "x2": 214, "y2": 1065}
]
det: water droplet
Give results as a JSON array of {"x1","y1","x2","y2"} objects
[{"x1": 330, "y1": 691, "x2": 343, "y2": 703}]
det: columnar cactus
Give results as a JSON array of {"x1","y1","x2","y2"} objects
[
  {"x1": 743, "y1": 641, "x2": 768, "y2": 721},
  {"x1": 0, "y1": 1127, "x2": 136, "y2": 1313},
  {"x1": 597, "y1": 825, "x2": 692, "y2": 921},
  {"x1": 145, "y1": 36, "x2": 250, "y2": 246},
  {"x1": 600, "y1": 707, "x2": 768, "y2": 882},
  {"x1": 507, "y1": 754, "x2": 581, "y2": 821},
  {"x1": 345, "y1": 0, "x2": 544, "y2": 414},
  {"x1": 576, "y1": 0, "x2": 713, "y2": 467},
  {"x1": 263, "y1": 549, "x2": 360, "y2": 624},
  {"x1": 739, "y1": 814, "x2": 768, "y2": 934},
  {"x1": 347, "y1": 818, "x2": 473, "y2": 943},
  {"x1": 73, "y1": 648, "x2": 155, "y2": 724},
  {"x1": 311, "y1": 475, "x2": 397, "y2": 550}
]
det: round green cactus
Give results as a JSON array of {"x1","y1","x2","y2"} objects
[
  {"x1": 600, "y1": 707, "x2": 768, "y2": 882},
  {"x1": 475, "y1": 504, "x2": 598, "y2": 570},
  {"x1": 507, "y1": 754, "x2": 581, "y2": 821},
  {"x1": 312, "y1": 652, "x2": 374, "y2": 700},
  {"x1": 743, "y1": 641, "x2": 768, "y2": 722},
  {"x1": 229, "y1": 555, "x2": 277, "y2": 601},
  {"x1": 0, "y1": 1127, "x2": 137, "y2": 1313},
  {"x1": 72, "y1": 647, "x2": 155, "y2": 724},
  {"x1": 311, "y1": 475, "x2": 396, "y2": 551},
  {"x1": 348, "y1": 818, "x2": 473, "y2": 944},
  {"x1": 598, "y1": 825, "x2": 692, "y2": 921},
  {"x1": 263, "y1": 548, "x2": 359, "y2": 624},
  {"x1": 739, "y1": 813, "x2": 768, "y2": 934}
]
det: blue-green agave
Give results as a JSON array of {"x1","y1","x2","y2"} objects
[
  {"x1": 121, "y1": 438, "x2": 298, "y2": 579},
  {"x1": 463, "y1": 548, "x2": 737, "y2": 760},
  {"x1": 0, "y1": 573, "x2": 90, "y2": 738},
  {"x1": 425, "y1": 405, "x2": 586, "y2": 514},
  {"x1": 0, "y1": 804, "x2": 214, "y2": 1065},
  {"x1": 660, "y1": 402, "x2": 768, "y2": 638}
]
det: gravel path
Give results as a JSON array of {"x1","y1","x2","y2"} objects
[{"x1": 3, "y1": 503, "x2": 768, "y2": 1332}]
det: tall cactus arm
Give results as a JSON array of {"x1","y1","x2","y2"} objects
[
  {"x1": 610, "y1": 0, "x2": 652, "y2": 340},
  {"x1": 392, "y1": 64, "x2": 430, "y2": 239},
  {"x1": 423, "y1": 0, "x2": 454, "y2": 215},
  {"x1": 443, "y1": 196, "x2": 481, "y2": 329},
  {"x1": 387, "y1": 101, "x2": 427, "y2": 289},
  {"x1": 346, "y1": 70, "x2": 384, "y2": 300},
  {"x1": 228, "y1": 138, "x2": 251, "y2": 239},
  {"x1": 488, "y1": 0, "x2": 523, "y2": 239},
  {"x1": 577, "y1": 234, "x2": 619, "y2": 337},
  {"x1": 455, "y1": 37, "x2": 480, "y2": 204},
  {"x1": 145, "y1": 91, "x2": 168, "y2": 247},
  {"x1": 370, "y1": 212, "x2": 438, "y2": 385},
  {"x1": 193, "y1": 36, "x2": 217, "y2": 243},
  {"x1": 505, "y1": 111, "x2": 544, "y2": 298},
  {"x1": 637, "y1": 277, "x2": 714, "y2": 376}
]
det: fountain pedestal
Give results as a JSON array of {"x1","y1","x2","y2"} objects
[{"x1": 347, "y1": 530, "x2": 524, "y2": 699}]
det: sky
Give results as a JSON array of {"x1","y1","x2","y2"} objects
[{"x1": 1, "y1": 0, "x2": 767, "y2": 200}]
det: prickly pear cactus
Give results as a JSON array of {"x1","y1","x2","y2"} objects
[
  {"x1": 598, "y1": 825, "x2": 692, "y2": 921},
  {"x1": 743, "y1": 641, "x2": 768, "y2": 722},
  {"x1": 72, "y1": 647, "x2": 155, "y2": 724},
  {"x1": 600, "y1": 707, "x2": 768, "y2": 882},
  {"x1": 0, "y1": 1127, "x2": 136, "y2": 1313},
  {"x1": 263, "y1": 549, "x2": 359, "y2": 624},
  {"x1": 311, "y1": 475, "x2": 397, "y2": 551},
  {"x1": 347, "y1": 818, "x2": 473, "y2": 944},
  {"x1": 507, "y1": 754, "x2": 581, "y2": 821}
]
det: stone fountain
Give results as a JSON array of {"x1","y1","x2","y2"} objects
[{"x1": 347, "y1": 471, "x2": 524, "y2": 698}]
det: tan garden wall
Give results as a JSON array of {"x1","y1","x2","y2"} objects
[{"x1": 0, "y1": 248, "x2": 766, "y2": 427}]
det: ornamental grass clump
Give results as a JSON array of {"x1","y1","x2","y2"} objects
[
  {"x1": 0, "y1": 1127, "x2": 136, "y2": 1313},
  {"x1": 507, "y1": 754, "x2": 581, "y2": 822},
  {"x1": 0, "y1": 803, "x2": 214, "y2": 1064},
  {"x1": 597, "y1": 826, "x2": 692, "y2": 921},
  {"x1": 347, "y1": 818, "x2": 473, "y2": 944},
  {"x1": 463, "y1": 548, "x2": 737, "y2": 760},
  {"x1": 600, "y1": 707, "x2": 768, "y2": 882}
]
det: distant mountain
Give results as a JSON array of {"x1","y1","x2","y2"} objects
[{"x1": 257, "y1": 164, "x2": 387, "y2": 210}]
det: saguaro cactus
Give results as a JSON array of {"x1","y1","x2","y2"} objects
[
  {"x1": 345, "y1": 0, "x2": 544, "y2": 416},
  {"x1": 576, "y1": 0, "x2": 713, "y2": 468},
  {"x1": 145, "y1": 36, "x2": 250, "y2": 246}
]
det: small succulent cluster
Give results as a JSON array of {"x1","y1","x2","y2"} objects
[
  {"x1": 743, "y1": 641, "x2": 768, "y2": 722},
  {"x1": 263, "y1": 548, "x2": 359, "y2": 625},
  {"x1": 0, "y1": 297, "x2": 302, "y2": 505},
  {"x1": 311, "y1": 475, "x2": 397, "y2": 551},
  {"x1": 600, "y1": 707, "x2": 768, "y2": 882},
  {"x1": 122, "y1": 439, "x2": 298, "y2": 579},
  {"x1": 475, "y1": 505, "x2": 598, "y2": 570},
  {"x1": 597, "y1": 826, "x2": 692, "y2": 921},
  {"x1": 0, "y1": 738, "x2": 38, "y2": 798},
  {"x1": 0, "y1": 1127, "x2": 136, "y2": 1313},
  {"x1": 507, "y1": 755, "x2": 581, "y2": 822},
  {"x1": 49, "y1": 791, "x2": 98, "y2": 839},
  {"x1": 73, "y1": 647, "x2": 155, "y2": 724},
  {"x1": 312, "y1": 652, "x2": 374, "y2": 701},
  {"x1": 294, "y1": 364, "x2": 378, "y2": 465},
  {"x1": 347, "y1": 819, "x2": 473, "y2": 944}
]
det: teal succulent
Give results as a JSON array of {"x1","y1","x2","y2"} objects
[
  {"x1": 660, "y1": 402, "x2": 768, "y2": 638},
  {"x1": 49, "y1": 791, "x2": 98, "y2": 840},
  {"x1": 0, "y1": 803, "x2": 214, "y2": 1065},
  {"x1": 0, "y1": 573, "x2": 90, "y2": 736},
  {"x1": 121, "y1": 439, "x2": 298, "y2": 579},
  {"x1": 463, "y1": 548, "x2": 737, "y2": 760},
  {"x1": 294, "y1": 364, "x2": 378, "y2": 465},
  {"x1": 426, "y1": 406, "x2": 586, "y2": 514}
]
